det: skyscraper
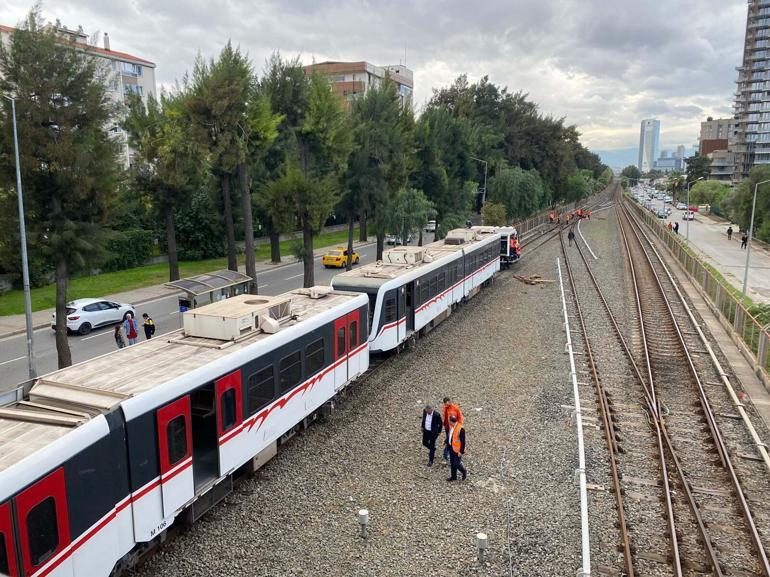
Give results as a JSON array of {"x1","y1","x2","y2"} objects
[
  {"x1": 733, "y1": 1, "x2": 770, "y2": 180},
  {"x1": 638, "y1": 119, "x2": 661, "y2": 173}
]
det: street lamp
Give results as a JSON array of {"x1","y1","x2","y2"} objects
[
  {"x1": 742, "y1": 178, "x2": 770, "y2": 298},
  {"x1": 470, "y1": 156, "x2": 488, "y2": 208},
  {"x1": 3, "y1": 94, "x2": 37, "y2": 380},
  {"x1": 685, "y1": 176, "x2": 704, "y2": 243}
]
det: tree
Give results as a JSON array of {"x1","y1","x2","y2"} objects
[
  {"x1": 565, "y1": 172, "x2": 591, "y2": 202},
  {"x1": 488, "y1": 166, "x2": 546, "y2": 221},
  {"x1": 125, "y1": 90, "x2": 201, "y2": 282},
  {"x1": 733, "y1": 166, "x2": 770, "y2": 242},
  {"x1": 481, "y1": 202, "x2": 507, "y2": 226},
  {"x1": 386, "y1": 188, "x2": 435, "y2": 245},
  {"x1": 621, "y1": 165, "x2": 641, "y2": 185},
  {"x1": 0, "y1": 11, "x2": 120, "y2": 367},
  {"x1": 685, "y1": 154, "x2": 711, "y2": 182},
  {"x1": 667, "y1": 172, "x2": 685, "y2": 199}
]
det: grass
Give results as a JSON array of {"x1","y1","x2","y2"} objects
[{"x1": 0, "y1": 227, "x2": 359, "y2": 316}]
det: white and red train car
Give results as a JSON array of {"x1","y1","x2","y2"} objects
[
  {"x1": 0, "y1": 288, "x2": 368, "y2": 577},
  {"x1": 331, "y1": 228, "x2": 501, "y2": 353}
]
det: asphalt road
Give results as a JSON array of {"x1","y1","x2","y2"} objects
[{"x1": 0, "y1": 239, "x2": 412, "y2": 391}]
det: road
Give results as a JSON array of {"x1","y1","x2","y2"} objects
[{"x1": 0, "y1": 239, "x2": 420, "y2": 392}]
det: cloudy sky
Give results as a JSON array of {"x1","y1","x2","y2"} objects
[{"x1": 3, "y1": 0, "x2": 748, "y2": 163}]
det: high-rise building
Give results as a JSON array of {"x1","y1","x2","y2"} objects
[
  {"x1": 0, "y1": 21, "x2": 157, "y2": 167},
  {"x1": 733, "y1": 0, "x2": 770, "y2": 180},
  {"x1": 638, "y1": 119, "x2": 661, "y2": 173},
  {"x1": 304, "y1": 61, "x2": 413, "y2": 109},
  {"x1": 699, "y1": 117, "x2": 734, "y2": 156}
]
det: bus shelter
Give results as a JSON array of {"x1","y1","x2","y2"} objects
[{"x1": 165, "y1": 269, "x2": 253, "y2": 312}]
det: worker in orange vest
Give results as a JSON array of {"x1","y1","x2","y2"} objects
[
  {"x1": 445, "y1": 414, "x2": 467, "y2": 482},
  {"x1": 549, "y1": 212, "x2": 554, "y2": 224},
  {"x1": 442, "y1": 397, "x2": 463, "y2": 463}
]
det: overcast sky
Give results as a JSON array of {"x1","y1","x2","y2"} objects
[{"x1": 3, "y1": 0, "x2": 748, "y2": 158}]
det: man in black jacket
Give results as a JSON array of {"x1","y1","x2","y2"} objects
[{"x1": 421, "y1": 404, "x2": 443, "y2": 466}]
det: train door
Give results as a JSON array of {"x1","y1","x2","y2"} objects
[
  {"x1": 156, "y1": 396, "x2": 194, "y2": 517},
  {"x1": 347, "y1": 310, "x2": 361, "y2": 377},
  {"x1": 0, "y1": 500, "x2": 18, "y2": 577},
  {"x1": 188, "y1": 385, "x2": 220, "y2": 491},
  {"x1": 398, "y1": 286, "x2": 407, "y2": 342},
  {"x1": 215, "y1": 370, "x2": 243, "y2": 476},
  {"x1": 14, "y1": 467, "x2": 72, "y2": 577},
  {"x1": 405, "y1": 282, "x2": 415, "y2": 333},
  {"x1": 334, "y1": 316, "x2": 348, "y2": 388}
]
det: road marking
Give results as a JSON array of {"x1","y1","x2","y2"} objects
[
  {"x1": 82, "y1": 332, "x2": 111, "y2": 341},
  {"x1": 286, "y1": 273, "x2": 304, "y2": 280},
  {"x1": 259, "y1": 284, "x2": 269, "y2": 289},
  {"x1": 169, "y1": 311, "x2": 178, "y2": 315},
  {"x1": 0, "y1": 356, "x2": 25, "y2": 367}
]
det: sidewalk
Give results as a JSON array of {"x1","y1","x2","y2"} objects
[
  {"x1": 673, "y1": 208, "x2": 770, "y2": 305},
  {"x1": 0, "y1": 239, "x2": 374, "y2": 340}
]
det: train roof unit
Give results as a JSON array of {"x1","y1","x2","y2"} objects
[{"x1": 0, "y1": 288, "x2": 365, "y2": 477}]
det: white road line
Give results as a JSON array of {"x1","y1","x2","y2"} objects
[
  {"x1": 286, "y1": 273, "x2": 304, "y2": 280},
  {"x1": 0, "y1": 355, "x2": 26, "y2": 366},
  {"x1": 82, "y1": 332, "x2": 111, "y2": 341},
  {"x1": 259, "y1": 284, "x2": 269, "y2": 289},
  {"x1": 169, "y1": 311, "x2": 178, "y2": 315}
]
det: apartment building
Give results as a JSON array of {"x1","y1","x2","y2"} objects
[
  {"x1": 0, "y1": 21, "x2": 157, "y2": 166},
  {"x1": 699, "y1": 117, "x2": 735, "y2": 156},
  {"x1": 304, "y1": 61, "x2": 413, "y2": 109},
  {"x1": 733, "y1": 0, "x2": 770, "y2": 179}
]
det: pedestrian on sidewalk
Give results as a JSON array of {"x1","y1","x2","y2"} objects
[
  {"x1": 123, "y1": 313, "x2": 139, "y2": 345},
  {"x1": 445, "y1": 414, "x2": 467, "y2": 482},
  {"x1": 568, "y1": 229, "x2": 575, "y2": 246},
  {"x1": 727, "y1": 226, "x2": 733, "y2": 241},
  {"x1": 421, "y1": 404, "x2": 443, "y2": 466},
  {"x1": 742, "y1": 232, "x2": 749, "y2": 249},
  {"x1": 673, "y1": 222, "x2": 679, "y2": 234},
  {"x1": 114, "y1": 325, "x2": 126, "y2": 349},
  {"x1": 667, "y1": 222, "x2": 673, "y2": 232},
  {"x1": 142, "y1": 313, "x2": 156, "y2": 340},
  {"x1": 441, "y1": 397, "x2": 463, "y2": 464}
]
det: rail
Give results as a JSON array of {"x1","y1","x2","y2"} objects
[{"x1": 555, "y1": 258, "x2": 591, "y2": 577}]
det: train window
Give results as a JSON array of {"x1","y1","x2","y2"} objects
[
  {"x1": 420, "y1": 283, "x2": 429, "y2": 305},
  {"x1": 220, "y1": 388, "x2": 237, "y2": 433},
  {"x1": 350, "y1": 321, "x2": 358, "y2": 348},
  {"x1": 430, "y1": 276, "x2": 438, "y2": 296},
  {"x1": 306, "y1": 338, "x2": 325, "y2": 376},
  {"x1": 337, "y1": 327, "x2": 346, "y2": 355},
  {"x1": 384, "y1": 298, "x2": 396, "y2": 322},
  {"x1": 0, "y1": 532, "x2": 8, "y2": 576},
  {"x1": 279, "y1": 351, "x2": 302, "y2": 393},
  {"x1": 27, "y1": 497, "x2": 58, "y2": 567},
  {"x1": 438, "y1": 272, "x2": 445, "y2": 291},
  {"x1": 247, "y1": 367, "x2": 275, "y2": 414},
  {"x1": 166, "y1": 416, "x2": 188, "y2": 466}
]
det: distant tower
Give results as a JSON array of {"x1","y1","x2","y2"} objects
[{"x1": 638, "y1": 119, "x2": 661, "y2": 172}]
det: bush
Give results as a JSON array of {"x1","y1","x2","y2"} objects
[{"x1": 102, "y1": 229, "x2": 155, "y2": 272}]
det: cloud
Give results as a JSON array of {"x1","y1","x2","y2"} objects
[{"x1": 2, "y1": 0, "x2": 748, "y2": 152}]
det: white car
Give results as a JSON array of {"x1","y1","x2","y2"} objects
[
  {"x1": 424, "y1": 220, "x2": 436, "y2": 233},
  {"x1": 51, "y1": 298, "x2": 136, "y2": 335},
  {"x1": 676, "y1": 202, "x2": 687, "y2": 210},
  {"x1": 683, "y1": 211, "x2": 695, "y2": 221}
]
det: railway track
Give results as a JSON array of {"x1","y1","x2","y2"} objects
[{"x1": 561, "y1": 200, "x2": 770, "y2": 576}]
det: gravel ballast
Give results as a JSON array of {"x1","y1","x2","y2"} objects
[{"x1": 129, "y1": 235, "x2": 586, "y2": 577}]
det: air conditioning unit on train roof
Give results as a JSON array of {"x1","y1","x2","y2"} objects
[
  {"x1": 182, "y1": 294, "x2": 292, "y2": 341},
  {"x1": 444, "y1": 229, "x2": 479, "y2": 245},
  {"x1": 383, "y1": 246, "x2": 424, "y2": 265}
]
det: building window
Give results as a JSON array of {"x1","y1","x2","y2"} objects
[
  {"x1": 279, "y1": 351, "x2": 302, "y2": 393},
  {"x1": 166, "y1": 415, "x2": 188, "y2": 466},
  {"x1": 306, "y1": 338, "x2": 325, "y2": 376},
  {"x1": 121, "y1": 62, "x2": 142, "y2": 77},
  {"x1": 27, "y1": 497, "x2": 58, "y2": 567},
  {"x1": 220, "y1": 388, "x2": 237, "y2": 433},
  {"x1": 247, "y1": 367, "x2": 275, "y2": 414},
  {"x1": 123, "y1": 84, "x2": 144, "y2": 97}
]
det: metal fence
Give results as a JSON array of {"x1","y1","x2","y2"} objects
[{"x1": 627, "y1": 199, "x2": 770, "y2": 388}]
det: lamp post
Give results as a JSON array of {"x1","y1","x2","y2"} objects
[
  {"x1": 685, "y1": 176, "x2": 704, "y2": 244},
  {"x1": 470, "y1": 156, "x2": 488, "y2": 208},
  {"x1": 3, "y1": 94, "x2": 37, "y2": 380},
  {"x1": 742, "y1": 178, "x2": 770, "y2": 298}
]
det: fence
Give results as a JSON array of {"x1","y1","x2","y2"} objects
[{"x1": 627, "y1": 198, "x2": 770, "y2": 389}]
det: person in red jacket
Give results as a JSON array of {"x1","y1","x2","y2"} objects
[{"x1": 442, "y1": 397, "x2": 463, "y2": 463}]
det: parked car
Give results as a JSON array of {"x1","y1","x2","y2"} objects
[
  {"x1": 656, "y1": 209, "x2": 668, "y2": 219},
  {"x1": 322, "y1": 247, "x2": 360, "y2": 268},
  {"x1": 676, "y1": 202, "x2": 687, "y2": 210},
  {"x1": 664, "y1": 196, "x2": 673, "y2": 203},
  {"x1": 683, "y1": 211, "x2": 695, "y2": 221},
  {"x1": 385, "y1": 233, "x2": 414, "y2": 245},
  {"x1": 51, "y1": 298, "x2": 136, "y2": 335},
  {"x1": 424, "y1": 220, "x2": 436, "y2": 232}
]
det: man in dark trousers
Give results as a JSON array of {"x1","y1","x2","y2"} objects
[
  {"x1": 742, "y1": 232, "x2": 749, "y2": 249},
  {"x1": 421, "y1": 404, "x2": 443, "y2": 466},
  {"x1": 567, "y1": 229, "x2": 575, "y2": 246},
  {"x1": 445, "y1": 414, "x2": 467, "y2": 482},
  {"x1": 727, "y1": 226, "x2": 734, "y2": 241}
]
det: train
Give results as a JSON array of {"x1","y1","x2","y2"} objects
[{"x1": 0, "y1": 226, "x2": 519, "y2": 577}]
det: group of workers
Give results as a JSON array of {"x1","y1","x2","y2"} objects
[
  {"x1": 549, "y1": 208, "x2": 592, "y2": 225},
  {"x1": 421, "y1": 397, "x2": 467, "y2": 482}
]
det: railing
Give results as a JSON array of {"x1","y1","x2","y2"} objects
[{"x1": 626, "y1": 198, "x2": 770, "y2": 388}]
